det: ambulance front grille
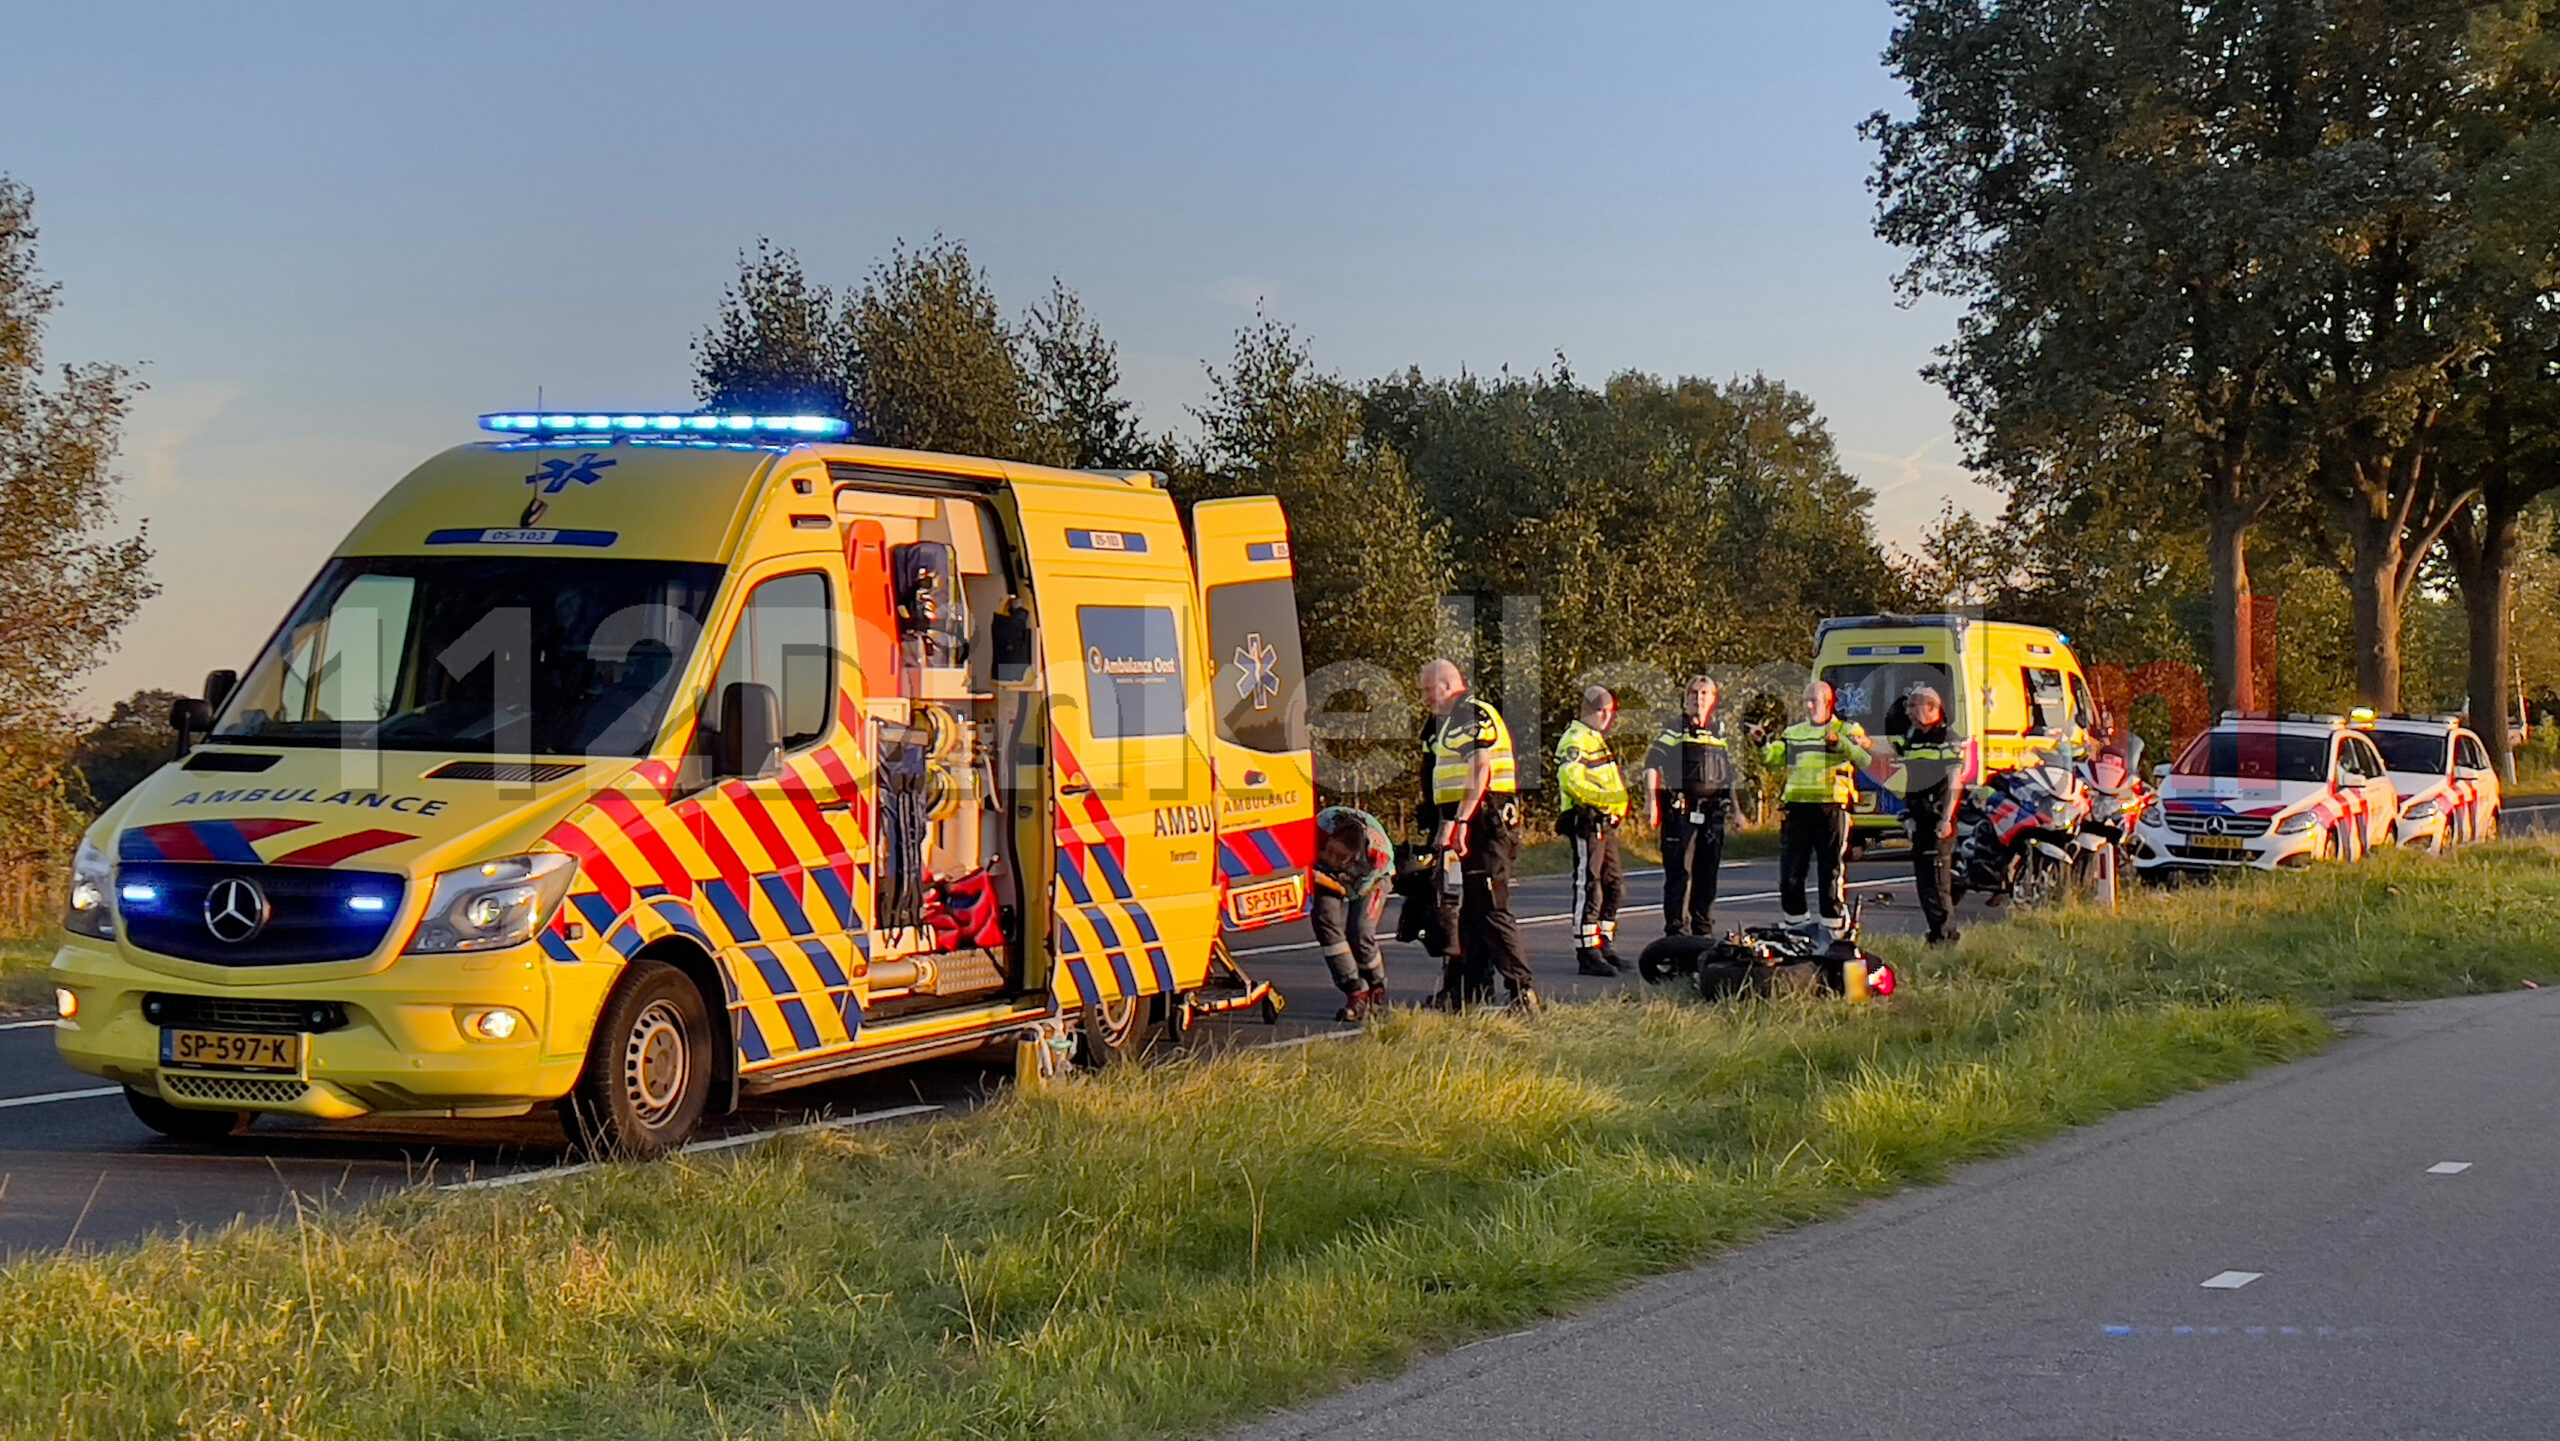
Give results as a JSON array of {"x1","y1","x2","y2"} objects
[{"x1": 162, "y1": 1074, "x2": 308, "y2": 1107}]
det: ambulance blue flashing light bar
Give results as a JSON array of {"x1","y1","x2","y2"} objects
[{"x1": 479, "y1": 412, "x2": 851, "y2": 439}]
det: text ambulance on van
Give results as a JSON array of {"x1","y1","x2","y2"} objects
[{"x1": 53, "y1": 412, "x2": 1315, "y2": 1155}]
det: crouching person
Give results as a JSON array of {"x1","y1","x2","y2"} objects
[{"x1": 1311, "y1": 805, "x2": 1396, "y2": 1020}]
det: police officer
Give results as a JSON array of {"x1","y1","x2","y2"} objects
[
  {"x1": 1418, "y1": 658, "x2": 1537, "y2": 1013},
  {"x1": 1555, "y1": 686, "x2": 1630, "y2": 977},
  {"x1": 1890, "y1": 684, "x2": 1963, "y2": 945},
  {"x1": 1761, "y1": 680, "x2": 1872, "y2": 937},
  {"x1": 1643, "y1": 674, "x2": 1733, "y2": 939}
]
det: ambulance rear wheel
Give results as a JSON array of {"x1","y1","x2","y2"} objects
[
  {"x1": 567, "y1": 960, "x2": 712, "y2": 1158},
  {"x1": 124, "y1": 1087, "x2": 246, "y2": 1142},
  {"x1": 1080, "y1": 995, "x2": 1147, "y2": 1066}
]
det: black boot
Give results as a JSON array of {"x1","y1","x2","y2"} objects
[{"x1": 1575, "y1": 947, "x2": 1616, "y2": 977}]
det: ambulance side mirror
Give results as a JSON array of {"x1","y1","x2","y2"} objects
[
  {"x1": 171, "y1": 670, "x2": 238, "y2": 760},
  {"x1": 716, "y1": 682, "x2": 782, "y2": 780}
]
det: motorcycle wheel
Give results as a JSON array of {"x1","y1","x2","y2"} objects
[{"x1": 2010, "y1": 851, "x2": 2064, "y2": 908}]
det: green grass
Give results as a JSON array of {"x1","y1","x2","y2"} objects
[
  {"x1": 5, "y1": 844, "x2": 2558, "y2": 1438},
  {"x1": 0, "y1": 933, "x2": 57, "y2": 1015}
]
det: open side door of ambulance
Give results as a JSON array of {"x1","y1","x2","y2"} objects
[{"x1": 1189, "y1": 497, "x2": 1316, "y2": 930}]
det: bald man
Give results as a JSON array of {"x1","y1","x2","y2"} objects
[{"x1": 1418, "y1": 658, "x2": 1537, "y2": 1012}]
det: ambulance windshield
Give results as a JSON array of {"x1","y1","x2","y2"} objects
[{"x1": 211, "y1": 556, "x2": 725, "y2": 756}]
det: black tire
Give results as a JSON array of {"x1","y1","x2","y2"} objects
[
  {"x1": 565, "y1": 959, "x2": 713, "y2": 1158},
  {"x1": 1079, "y1": 994, "x2": 1148, "y2": 1066},
  {"x1": 124, "y1": 1086, "x2": 246, "y2": 1142}
]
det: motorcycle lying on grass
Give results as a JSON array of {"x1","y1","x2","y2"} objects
[{"x1": 1636, "y1": 899, "x2": 1898, "y2": 1001}]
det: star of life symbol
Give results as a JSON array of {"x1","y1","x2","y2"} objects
[
  {"x1": 525, "y1": 453, "x2": 617, "y2": 494},
  {"x1": 1233, "y1": 633, "x2": 1282, "y2": 712}
]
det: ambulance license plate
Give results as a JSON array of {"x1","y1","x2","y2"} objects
[
  {"x1": 161, "y1": 1028, "x2": 302, "y2": 1073},
  {"x1": 2188, "y1": 836, "x2": 2248, "y2": 853}
]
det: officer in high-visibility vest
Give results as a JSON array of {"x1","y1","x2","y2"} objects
[
  {"x1": 1890, "y1": 684, "x2": 1964, "y2": 945},
  {"x1": 1760, "y1": 679, "x2": 1872, "y2": 935},
  {"x1": 1643, "y1": 674, "x2": 1733, "y2": 939},
  {"x1": 1419, "y1": 658, "x2": 1537, "y2": 1012},
  {"x1": 1554, "y1": 685, "x2": 1630, "y2": 977}
]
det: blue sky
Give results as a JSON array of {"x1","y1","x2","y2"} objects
[{"x1": 5, "y1": 0, "x2": 1994, "y2": 710}]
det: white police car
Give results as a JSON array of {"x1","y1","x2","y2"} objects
[
  {"x1": 2359, "y1": 712, "x2": 2502, "y2": 850},
  {"x1": 2134, "y1": 715, "x2": 2400, "y2": 874}
]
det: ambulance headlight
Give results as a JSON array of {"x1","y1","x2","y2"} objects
[
  {"x1": 406, "y1": 853, "x2": 578, "y2": 953},
  {"x1": 66, "y1": 837, "x2": 115, "y2": 939},
  {"x1": 2275, "y1": 812, "x2": 2319, "y2": 836}
]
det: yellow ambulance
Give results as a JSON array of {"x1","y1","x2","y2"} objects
[
  {"x1": 52, "y1": 412, "x2": 1314, "y2": 1154},
  {"x1": 1810, "y1": 614, "x2": 2094, "y2": 842}
]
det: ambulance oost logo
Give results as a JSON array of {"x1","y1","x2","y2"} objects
[
  {"x1": 525, "y1": 453, "x2": 617, "y2": 495},
  {"x1": 1233, "y1": 633, "x2": 1282, "y2": 712}
]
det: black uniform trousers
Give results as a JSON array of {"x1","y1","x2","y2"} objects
[
  {"x1": 1659, "y1": 803, "x2": 1726, "y2": 936},
  {"x1": 1778, "y1": 801, "x2": 1851, "y2": 923},
  {"x1": 1430, "y1": 803, "x2": 1535, "y2": 1003},
  {"x1": 1905, "y1": 783, "x2": 1958, "y2": 939},
  {"x1": 1562, "y1": 807, "x2": 1623, "y2": 951}
]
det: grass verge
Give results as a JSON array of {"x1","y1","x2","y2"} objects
[
  {"x1": 5, "y1": 844, "x2": 2557, "y2": 1438},
  {"x1": 0, "y1": 933, "x2": 57, "y2": 1015}
]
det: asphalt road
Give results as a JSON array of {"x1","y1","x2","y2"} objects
[
  {"x1": 0, "y1": 849, "x2": 1951, "y2": 1254},
  {"x1": 1234, "y1": 985, "x2": 2560, "y2": 1441}
]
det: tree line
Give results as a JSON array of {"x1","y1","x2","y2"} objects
[
  {"x1": 692, "y1": 238, "x2": 1912, "y2": 812},
  {"x1": 1868, "y1": 0, "x2": 2560, "y2": 774}
]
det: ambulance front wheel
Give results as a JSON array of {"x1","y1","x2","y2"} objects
[
  {"x1": 1080, "y1": 995, "x2": 1148, "y2": 1066},
  {"x1": 567, "y1": 960, "x2": 713, "y2": 1157},
  {"x1": 125, "y1": 1086, "x2": 246, "y2": 1143}
]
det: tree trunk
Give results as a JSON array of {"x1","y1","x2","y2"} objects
[
  {"x1": 2346, "y1": 502, "x2": 2405, "y2": 710},
  {"x1": 2208, "y1": 501, "x2": 2256, "y2": 713},
  {"x1": 2447, "y1": 498, "x2": 2522, "y2": 782}
]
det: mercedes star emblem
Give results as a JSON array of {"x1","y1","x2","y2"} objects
[{"x1": 203, "y1": 877, "x2": 271, "y2": 944}]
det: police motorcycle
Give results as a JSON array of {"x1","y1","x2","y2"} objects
[
  {"x1": 2074, "y1": 739, "x2": 2153, "y2": 885},
  {"x1": 1951, "y1": 746, "x2": 2093, "y2": 908}
]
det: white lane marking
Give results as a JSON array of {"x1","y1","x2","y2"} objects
[
  {"x1": 1229, "y1": 878, "x2": 1901, "y2": 959},
  {"x1": 439, "y1": 1104, "x2": 945, "y2": 1192},
  {"x1": 2426, "y1": 1161, "x2": 2473, "y2": 1174},
  {"x1": 2200, "y1": 1271, "x2": 2263, "y2": 1289},
  {"x1": 0, "y1": 1019, "x2": 60, "y2": 1031},
  {"x1": 1250, "y1": 1029, "x2": 1361, "y2": 1052},
  {"x1": 0, "y1": 1086, "x2": 121, "y2": 1110}
]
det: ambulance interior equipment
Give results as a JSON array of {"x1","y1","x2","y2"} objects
[{"x1": 836, "y1": 485, "x2": 1026, "y2": 1008}]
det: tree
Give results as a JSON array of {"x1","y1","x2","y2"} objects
[
  {"x1": 1177, "y1": 320, "x2": 1452, "y2": 805},
  {"x1": 846, "y1": 238, "x2": 1068, "y2": 464},
  {"x1": 1023, "y1": 279, "x2": 1147, "y2": 469},
  {"x1": 2436, "y1": 6, "x2": 2560, "y2": 775},
  {"x1": 1364, "y1": 363, "x2": 1906, "y2": 742},
  {"x1": 0, "y1": 178, "x2": 157, "y2": 737},
  {"x1": 68, "y1": 688, "x2": 183, "y2": 812},
  {"x1": 692, "y1": 239, "x2": 859, "y2": 421},
  {"x1": 0, "y1": 177, "x2": 155, "y2": 919},
  {"x1": 1868, "y1": 0, "x2": 2347, "y2": 711}
]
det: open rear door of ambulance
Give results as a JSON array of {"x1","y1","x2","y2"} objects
[{"x1": 1189, "y1": 497, "x2": 1316, "y2": 930}]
